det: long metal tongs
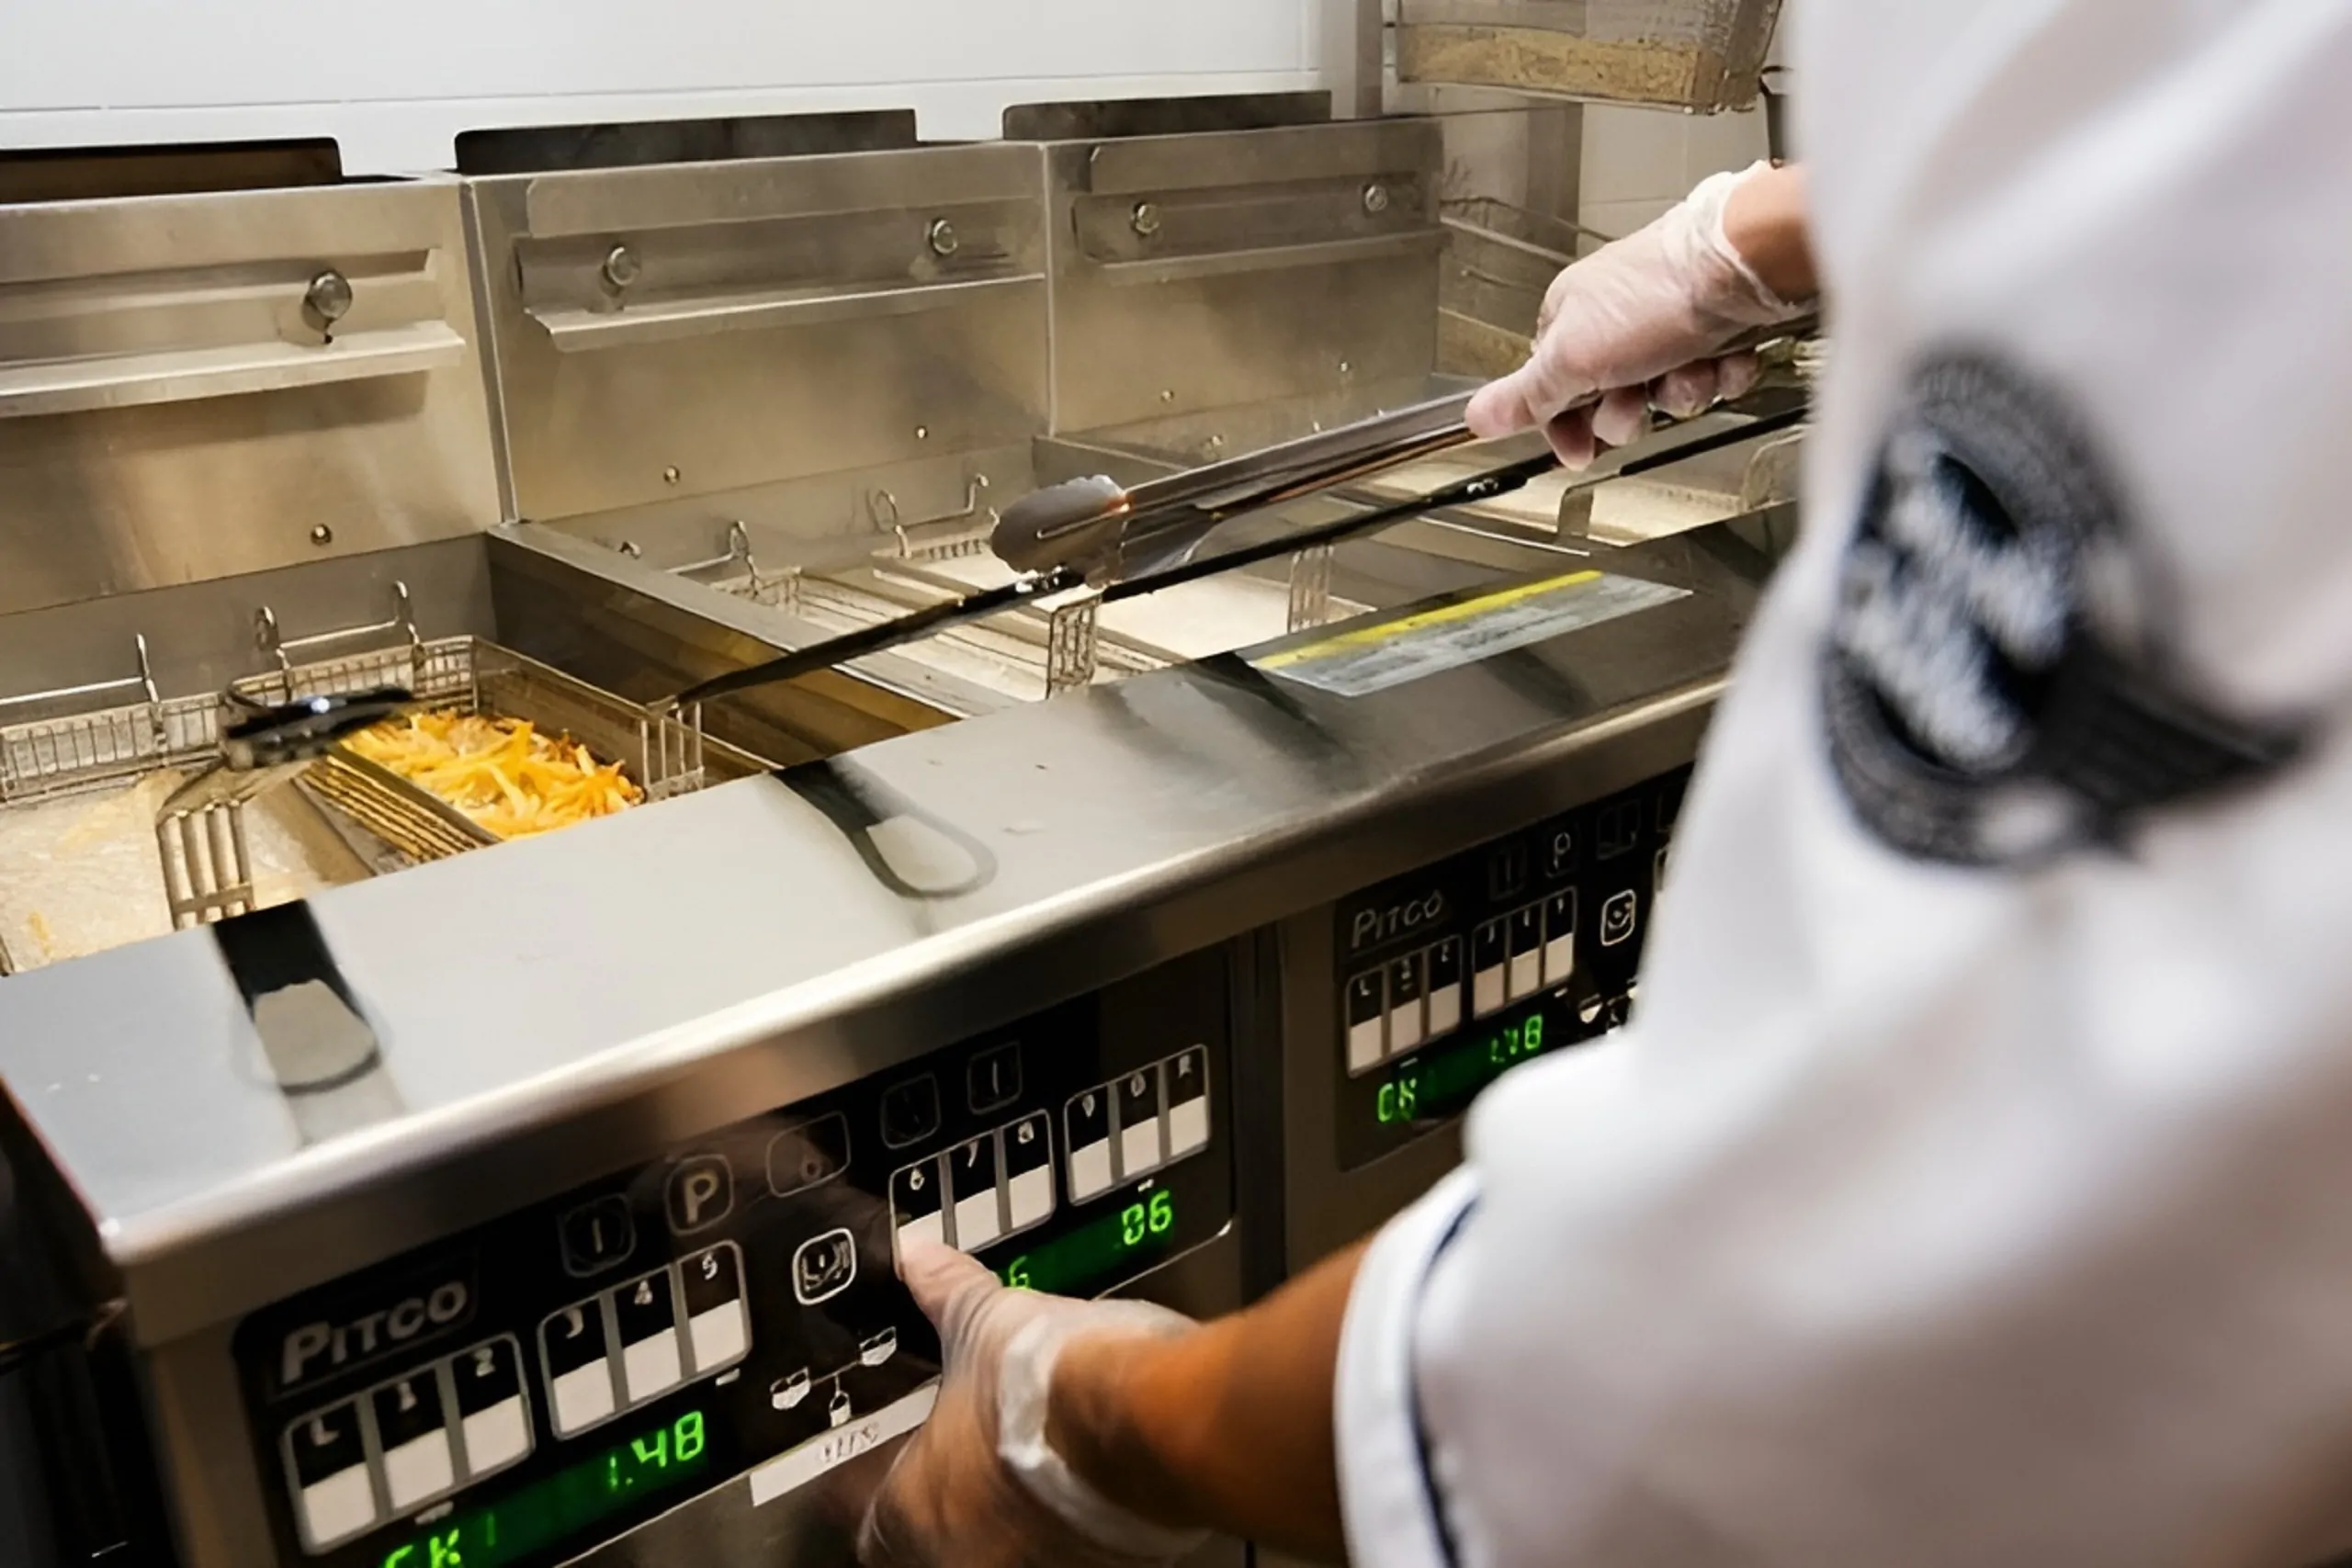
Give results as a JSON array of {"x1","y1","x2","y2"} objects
[{"x1": 663, "y1": 395, "x2": 1807, "y2": 711}]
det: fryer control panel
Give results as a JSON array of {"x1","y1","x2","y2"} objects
[
  {"x1": 233, "y1": 950, "x2": 1234, "y2": 1568},
  {"x1": 1333, "y1": 765, "x2": 1690, "y2": 1168}
]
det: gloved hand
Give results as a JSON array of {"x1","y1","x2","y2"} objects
[
  {"x1": 857, "y1": 1238, "x2": 1209, "y2": 1568},
  {"x1": 1465, "y1": 161, "x2": 1811, "y2": 468}
]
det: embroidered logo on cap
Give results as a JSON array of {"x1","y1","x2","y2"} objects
[{"x1": 1822, "y1": 351, "x2": 2304, "y2": 865}]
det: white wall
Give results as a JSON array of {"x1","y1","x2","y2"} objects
[
  {"x1": 0, "y1": 0, "x2": 1327, "y2": 173},
  {"x1": 1578, "y1": 104, "x2": 1770, "y2": 243}
]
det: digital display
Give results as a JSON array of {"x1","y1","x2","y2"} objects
[
  {"x1": 999, "y1": 1190, "x2": 1179, "y2": 1296},
  {"x1": 375, "y1": 1411, "x2": 709, "y2": 1568},
  {"x1": 1376, "y1": 1003, "x2": 1562, "y2": 1129}
]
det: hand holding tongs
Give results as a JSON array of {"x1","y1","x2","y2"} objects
[{"x1": 662, "y1": 344, "x2": 1811, "y2": 710}]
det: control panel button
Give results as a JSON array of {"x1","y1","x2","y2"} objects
[
  {"x1": 287, "y1": 1401, "x2": 376, "y2": 1550},
  {"x1": 890, "y1": 1158, "x2": 945, "y2": 1256},
  {"x1": 1385, "y1": 953, "x2": 1425, "y2": 1056},
  {"x1": 1344, "y1": 969, "x2": 1385, "y2": 1075},
  {"x1": 1115, "y1": 1067, "x2": 1165, "y2": 1179},
  {"x1": 1166, "y1": 1048, "x2": 1210, "y2": 1159},
  {"x1": 1470, "y1": 920, "x2": 1507, "y2": 1018},
  {"x1": 613, "y1": 1270, "x2": 684, "y2": 1405},
  {"x1": 1486, "y1": 840, "x2": 1530, "y2": 901},
  {"x1": 1426, "y1": 938, "x2": 1464, "y2": 1039},
  {"x1": 793, "y1": 1229, "x2": 857, "y2": 1305},
  {"x1": 451, "y1": 1337, "x2": 530, "y2": 1479},
  {"x1": 1542, "y1": 819, "x2": 1581, "y2": 880},
  {"x1": 1596, "y1": 797, "x2": 1642, "y2": 861},
  {"x1": 1507, "y1": 905, "x2": 1544, "y2": 1001},
  {"x1": 680, "y1": 1245, "x2": 750, "y2": 1374},
  {"x1": 1003, "y1": 1113, "x2": 1054, "y2": 1230},
  {"x1": 665, "y1": 1155, "x2": 732, "y2": 1235},
  {"x1": 767, "y1": 1112, "x2": 852, "y2": 1198},
  {"x1": 372, "y1": 1372, "x2": 453, "y2": 1512},
  {"x1": 1600, "y1": 888, "x2": 1639, "y2": 948},
  {"x1": 1543, "y1": 891, "x2": 1577, "y2": 986},
  {"x1": 949, "y1": 1136, "x2": 1002, "y2": 1249},
  {"x1": 967, "y1": 1043, "x2": 1022, "y2": 1116},
  {"x1": 1065, "y1": 1089, "x2": 1114, "y2": 1202},
  {"x1": 560, "y1": 1194, "x2": 635, "y2": 1278},
  {"x1": 878, "y1": 1077, "x2": 942, "y2": 1149},
  {"x1": 540, "y1": 1301, "x2": 616, "y2": 1438}
]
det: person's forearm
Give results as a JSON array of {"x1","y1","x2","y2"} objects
[
  {"x1": 1724, "y1": 162, "x2": 1816, "y2": 303},
  {"x1": 1047, "y1": 1241, "x2": 1367, "y2": 1561}
]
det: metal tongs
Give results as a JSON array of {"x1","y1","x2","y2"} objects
[
  {"x1": 159, "y1": 687, "x2": 414, "y2": 818},
  {"x1": 664, "y1": 356, "x2": 1810, "y2": 710}
]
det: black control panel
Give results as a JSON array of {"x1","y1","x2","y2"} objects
[
  {"x1": 1333, "y1": 766, "x2": 1690, "y2": 1168},
  {"x1": 233, "y1": 950, "x2": 1234, "y2": 1568}
]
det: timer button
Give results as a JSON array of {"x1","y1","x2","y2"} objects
[
  {"x1": 1470, "y1": 919, "x2": 1508, "y2": 1019},
  {"x1": 1115, "y1": 1067, "x2": 1165, "y2": 1180},
  {"x1": 1166, "y1": 1049, "x2": 1210, "y2": 1159},
  {"x1": 967, "y1": 1043, "x2": 1023, "y2": 1116},
  {"x1": 1064, "y1": 1089, "x2": 1114, "y2": 1202},
  {"x1": 1425, "y1": 938, "x2": 1464, "y2": 1039},
  {"x1": 949, "y1": 1135, "x2": 1003, "y2": 1250},
  {"x1": 450, "y1": 1337, "x2": 531, "y2": 1480},
  {"x1": 1543, "y1": 891, "x2": 1577, "y2": 986},
  {"x1": 891, "y1": 1158, "x2": 946, "y2": 1256},
  {"x1": 1507, "y1": 904, "x2": 1544, "y2": 1001},
  {"x1": 372, "y1": 1372, "x2": 454, "y2": 1513},
  {"x1": 285, "y1": 1400, "x2": 377, "y2": 1551},
  {"x1": 1003, "y1": 1113, "x2": 1055, "y2": 1231},
  {"x1": 612, "y1": 1269, "x2": 684, "y2": 1405},
  {"x1": 766, "y1": 1112, "x2": 852, "y2": 1199},
  {"x1": 1385, "y1": 953, "x2": 1425, "y2": 1056},
  {"x1": 680, "y1": 1244, "x2": 750, "y2": 1374},
  {"x1": 560, "y1": 1193, "x2": 635, "y2": 1278},
  {"x1": 1344, "y1": 968, "x2": 1385, "y2": 1076},
  {"x1": 540, "y1": 1300, "x2": 616, "y2": 1438}
]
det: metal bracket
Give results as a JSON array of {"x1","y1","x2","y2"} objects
[
  {"x1": 868, "y1": 475, "x2": 996, "y2": 561},
  {"x1": 254, "y1": 581, "x2": 422, "y2": 681},
  {"x1": 669, "y1": 520, "x2": 766, "y2": 597},
  {"x1": 1286, "y1": 543, "x2": 1336, "y2": 632},
  {"x1": 1044, "y1": 590, "x2": 1102, "y2": 695}
]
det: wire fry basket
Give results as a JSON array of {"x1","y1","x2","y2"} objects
[{"x1": 1396, "y1": 0, "x2": 1785, "y2": 113}]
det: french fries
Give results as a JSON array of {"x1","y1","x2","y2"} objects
[{"x1": 344, "y1": 710, "x2": 642, "y2": 840}]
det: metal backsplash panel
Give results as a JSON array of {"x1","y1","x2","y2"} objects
[
  {"x1": 466, "y1": 145, "x2": 1051, "y2": 527},
  {"x1": 1041, "y1": 118, "x2": 1445, "y2": 434},
  {"x1": 0, "y1": 178, "x2": 503, "y2": 618}
]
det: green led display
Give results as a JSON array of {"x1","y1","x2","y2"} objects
[
  {"x1": 375, "y1": 1410, "x2": 708, "y2": 1568},
  {"x1": 1000, "y1": 1190, "x2": 1177, "y2": 1295},
  {"x1": 1376, "y1": 1006, "x2": 1559, "y2": 1128}
]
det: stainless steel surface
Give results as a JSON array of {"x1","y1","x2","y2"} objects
[
  {"x1": 1395, "y1": 0, "x2": 1787, "y2": 112},
  {"x1": 0, "y1": 176, "x2": 503, "y2": 616},
  {"x1": 465, "y1": 145, "x2": 1050, "y2": 528},
  {"x1": 1042, "y1": 119, "x2": 1444, "y2": 434}
]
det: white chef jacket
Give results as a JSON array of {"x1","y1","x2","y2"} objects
[{"x1": 1337, "y1": 4, "x2": 2352, "y2": 1566}]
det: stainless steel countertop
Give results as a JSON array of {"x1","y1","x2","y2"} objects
[{"x1": 0, "y1": 535, "x2": 1765, "y2": 1341}]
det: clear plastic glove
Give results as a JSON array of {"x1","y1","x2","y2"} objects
[
  {"x1": 857, "y1": 1238, "x2": 1208, "y2": 1568},
  {"x1": 1464, "y1": 162, "x2": 1810, "y2": 468}
]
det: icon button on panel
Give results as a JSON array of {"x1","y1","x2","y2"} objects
[
  {"x1": 1543, "y1": 819, "x2": 1581, "y2": 881},
  {"x1": 665, "y1": 1155, "x2": 733, "y2": 1235},
  {"x1": 1543, "y1": 891, "x2": 1577, "y2": 985},
  {"x1": 540, "y1": 1299, "x2": 616, "y2": 1438},
  {"x1": 1507, "y1": 905, "x2": 1544, "y2": 1002},
  {"x1": 371, "y1": 1371, "x2": 454, "y2": 1513},
  {"x1": 450, "y1": 1337, "x2": 532, "y2": 1481},
  {"x1": 1470, "y1": 919, "x2": 1508, "y2": 1018},
  {"x1": 285, "y1": 1399, "x2": 375, "y2": 1551},
  {"x1": 967, "y1": 1043, "x2": 1022, "y2": 1116},
  {"x1": 794, "y1": 1229, "x2": 858, "y2": 1305},
  {"x1": 878, "y1": 1077, "x2": 942, "y2": 1149},
  {"x1": 1065, "y1": 1088, "x2": 1114, "y2": 1202},
  {"x1": 1385, "y1": 953, "x2": 1425, "y2": 1055},
  {"x1": 560, "y1": 1193, "x2": 635, "y2": 1278},
  {"x1": 1425, "y1": 937, "x2": 1464, "y2": 1039},
  {"x1": 1600, "y1": 888, "x2": 1640, "y2": 948},
  {"x1": 1344, "y1": 969, "x2": 1385, "y2": 1075},
  {"x1": 680, "y1": 1243, "x2": 751, "y2": 1375},
  {"x1": 767, "y1": 1112, "x2": 852, "y2": 1198},
  {"x1": 889, "y1": 1158, "x2": 945, "y2": 1257}
]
